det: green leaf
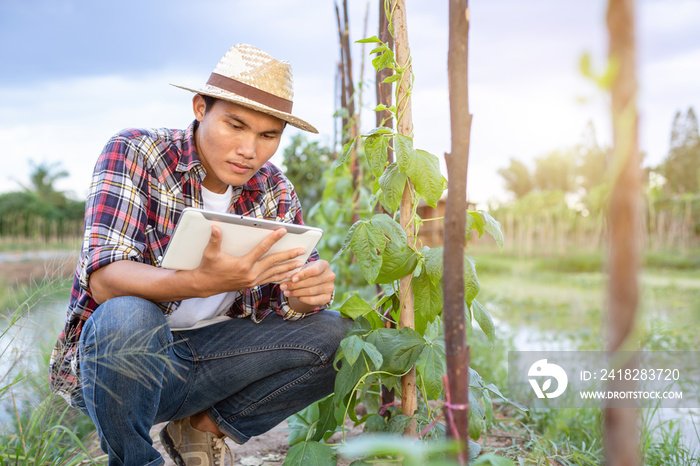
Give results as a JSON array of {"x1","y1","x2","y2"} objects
[
  {"x1": 364, "y1": 134, "x2": 390, "y2": 177},
  {"x1": 340, "y1": 335, "x2": 365, "y2": 366},
  {"x1": 479, "y1": 210, "x2": 504, "y2": 251},
  {"x1": 372, "y1": 49, "x2": 395, "y2": 71},
  {"x1": 370, "y1": 213, "x2": 406, "y2": 244},
  {"x1": 382, "y1": 73, "x2": 401, "y2": 83},
  {"x1": 374, "y1": 241, "x2": 418, "y2": 284},
  {"x1": 467, "y1": 210, "x2": 485, "y2": 242},
  {"x1": 369, "y1": 44, "x2": 390, "y2": 55},
  {"x1": 334, "y1": 352, "x2": 369, "y2": 406},
  {"x1": 283, "y1": 441, "x2": 337, "y2": 466},
  {"x1": 471, "y1": 299, "x2": 495, "y2": 344},
  {"x1": 416, "y1": 343, "x2": 446, "y2": 399},
  {"x1": 422, "y1": 246, "x2": 443, "y2": 284},
  {"x1": 349, "y1": 221, "x2": 386, "y2": 284},
  {"x1": 406, "y1": 149, "x2": 446, "y2": 207},
  {"x1": 424, "y1": 316, "x2": 442, "y2": 343},
  {"x1": 412, "y1": 271, "x2": 442, "y2": 335},
  {"x1": 338, "y1": 294, "x2": 374, "y2": 320},
  {"x1": 363, "y1": 126, "x2": 394, "y2": 136},
  {"x1": 356, "y1": 36, "x2": 383, "y2": 44},
  {"x1": 310, "y1": 395, "x2": 339, "y2": 442},
  {"x1": 464, "y1": 254, "x2": 480, "y2": 306},
  {"x1": 387, "y1": 414, "x2": 413, "y2": 434},
  {"x1": 373, "y1": 104, "x2": 388, "y2": 112},
  {"x1": 378, "y1": 163, "x2": 407, "y2": 212},
  {"x1": 287, "y1": 402, "x2": 319, "y2": 446},
  {"x1": 339, "y1": 435, "x2": 424, "y2": 463},
  {"x1": 483, "y1": 390, "x2": 494, "y2": 425},
  {"x1": 395, "y1": 134, "x2": 413, "y2": 172},
  {"x1": 379, "y1": 327, "x2": 426, "y2": 374},
  {"x1": 332, "y1": 137, "x2": 356, "y2": 169},
  {"x1": 469, "y1": 390, "x2": 486, "y2": 419},
  {"x1": 361, "y1": 341, "x2": 384, "y2": 369},
  {"x1": 469, "y1": 367, "x2": 485, "y2": 389},
  {"x1": 483, "y1": 383, "x2": 529, "y2": 412},
  {"x1": 468, "y1": 415, "x2": 484, "y2": 440}
]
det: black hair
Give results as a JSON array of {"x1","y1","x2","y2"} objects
[{"x1": 200, "y1": 94, "x2": 219, "y2": 113}]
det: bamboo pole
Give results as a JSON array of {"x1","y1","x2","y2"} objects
[
  {"x1": 391, "y1": 0, "x2": 418, "y2": 436},
  {"x1": 605, "y1": 0, "x2": 641, "y2": 464},
  {"x1": 444, "y1": 0, "x2": 472, "y2": 461},
  {"x1": 377, "y1": 0, "x2": 396, "y2": 415}
]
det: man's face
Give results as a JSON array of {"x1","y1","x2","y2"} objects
[{"x1": 193, "y1": 95, "x2": 285, "y2": 193}]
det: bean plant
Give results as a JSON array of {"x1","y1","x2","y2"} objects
[{"x1": 284, "y1": 30, "x2": 511, "y2": 466}]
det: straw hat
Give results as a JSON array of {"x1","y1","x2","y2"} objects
[{"x1": 172, "y1": 44, "x2": 318, "y2": 133}]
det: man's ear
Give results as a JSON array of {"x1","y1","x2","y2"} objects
[{"x1": 193, "y1": 94, "x2": 206, "y2": 122}]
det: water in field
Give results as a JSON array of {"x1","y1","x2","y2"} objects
[{"x1": 474, "y1": 252, "x2": 700, "y2": 457}]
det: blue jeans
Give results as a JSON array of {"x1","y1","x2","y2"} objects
[{"x1": 77, "y1": 296, "x2": 352, "y2": 465}]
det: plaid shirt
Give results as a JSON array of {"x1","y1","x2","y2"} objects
[{"x1": 49, "y1": 121, "x2": 322, "y2": 401}]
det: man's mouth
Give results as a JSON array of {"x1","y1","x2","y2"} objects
[{"x1": 228, "y1": 162, "x2": 251, "y2": 174}]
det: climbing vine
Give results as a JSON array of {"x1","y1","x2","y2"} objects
[{"x1": 283, "y1": 10, "x2": 513, "y2": 466}]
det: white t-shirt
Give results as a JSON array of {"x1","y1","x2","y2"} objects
[{"x1": 167, "y1": 185, "x2": 240, "y2": 330}]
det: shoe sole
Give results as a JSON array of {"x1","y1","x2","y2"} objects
[{"x1": 159, "y1": 426, "x2": 187, "y2": 466}]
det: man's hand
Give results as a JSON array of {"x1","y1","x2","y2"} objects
[
  {"x1": 279, "y1": 260, "x2": 335, "y2": 314},
  {"x1": 88, "y1": 224, "x2": 316, "y2": 304},
  {"x1": 192, "y1": 225, "x2": 307, "y2": 297}
]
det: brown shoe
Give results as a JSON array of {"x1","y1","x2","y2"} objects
[{"x1": 159, "y1": 417, "x2": 234, "y2": 466}]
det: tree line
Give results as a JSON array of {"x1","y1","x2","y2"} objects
[
  {"x1": 490, "y1": 107, "x2": 700, "y2": 253},
  {"x1": 0, "y1": 161, "x2": 85, "y2": 241},
  {"x1": 497, "y1": 107, "x2": 700, "y2": 206}
]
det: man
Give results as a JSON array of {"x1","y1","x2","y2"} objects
[{"x1": 49, "y1": 44, "x2": 352, "y2": 465}]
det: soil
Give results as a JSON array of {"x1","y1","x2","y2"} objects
[
  {"x1": 149, "y1": 420, "x2": 364, "y2": 466},
  {"x1": 0, "y1": 250, "x2": 79, "y2": 287}
]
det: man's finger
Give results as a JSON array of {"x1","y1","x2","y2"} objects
[
  {"x1": 203, "y1": 225, "x2": 224, "y2": 255},
  {"x1": 246, "y1": 228, "x2": 288, "y2": 261},
  {"x1": 254, "y1": 259, "x2": 304, "y2": 285},
  {"x1": 290, "y1": 261, "x2": 324, "y2": 284}
]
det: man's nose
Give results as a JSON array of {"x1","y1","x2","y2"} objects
[{"x1": 237, "y1": 134, "x2": 256, "y2": 159}]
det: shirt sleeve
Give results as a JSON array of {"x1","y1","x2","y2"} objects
[{"x1": 78, "y1": 133, "x2": 150, "y2": 292}]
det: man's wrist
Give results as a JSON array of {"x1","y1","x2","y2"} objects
[{"x1": 287, "y1": 296, "x2": 318, "y2": 315}]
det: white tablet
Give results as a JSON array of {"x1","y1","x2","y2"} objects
[{"x1": 160, "y1": 208, "x2": 323, "y2": 275}]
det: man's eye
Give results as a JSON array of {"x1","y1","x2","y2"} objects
[{"x1": 228, "y1": 122, "x2": 242, "y2": 130}]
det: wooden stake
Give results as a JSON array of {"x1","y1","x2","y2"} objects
[
  {"x1": 605, "y1": 0, "x2": 641, "y2": 464},
  {"x1": 377, "y1": 0, "x2": 396, "y2": 415},
  {"x1": 445, "y1": 0, "x2": 472, "y2": 462},
  {"x1": 391, "y1": 0, "x2": 418, "y2": 436}
]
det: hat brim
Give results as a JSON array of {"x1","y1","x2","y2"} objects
[{"x1": 170, "y1": 82, "x2": 319, "y2": 134}]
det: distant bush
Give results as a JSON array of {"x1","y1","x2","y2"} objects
[
  {"x1": 643, "y1": 252, "x2": 700, "y2": 270},
  {"x1": 536, "y1": 254, "x2": 604, "y2": 273}
]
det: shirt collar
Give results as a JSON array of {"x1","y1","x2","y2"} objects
[{"x1": 176, "y1": 121, "x2": 203, "y2": 178}]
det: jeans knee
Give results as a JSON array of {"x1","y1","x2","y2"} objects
[
  {"x1": 308, "y1": 311, "x2": 354, "y2": 360},
  {"x1": 85, "y1": 296, "x2": 171, "y2": 351}
]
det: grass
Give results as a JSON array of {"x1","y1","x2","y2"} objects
[
  {"x1": 1, "y1": 248, "x2": 697, "y2": 465},
  {"x1": 0, "y1": 279, "x2": 101, "y2": 465},
  {"x1": 0, "y1": 238, "x2": 82, "y2": 254},
  {"x1": 467, "y1": 249, "x2": 700, "y2": 465}
]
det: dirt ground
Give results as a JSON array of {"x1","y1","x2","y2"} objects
[
  {"x1": 0, "y1": 250, "x2": 79, "y2": 287},
  {"x1": 150, "y1": 420, "x2": 364, "y2": 466}
]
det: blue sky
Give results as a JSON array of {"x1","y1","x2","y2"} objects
[{"x1": 2, "y1": 0, "x2": 699, "y2": 205}]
